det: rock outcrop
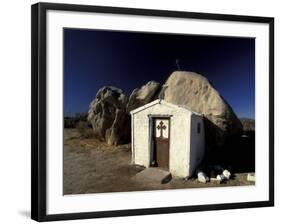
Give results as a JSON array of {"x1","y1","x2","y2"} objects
[
  {"x1": 126, "y1": 81, "x2": 161, "y2": 112},
  {"x1": 240, "y1": 118, "x2": 255, "y2": 132},
  {"x1": 87, "y1": 86, "x2": 130, "y2": 145},
  {"x1": 162, "y1": 71, "x2": 243, "y2": 149},
  {"x1": 105, "y1": 108, "x2": 131, "y2": 145},
  {"x1": 88, "y1": 71, "x2": 243, "y2": 149}
]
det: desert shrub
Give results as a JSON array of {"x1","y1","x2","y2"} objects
[
  {"x1": 76, "y1": 121, "x2": 93, "y2": 138},
  {"x1": 74, "y1": 112, "x2": 88, "y2": 122},
  {"x1": 64, "y1": 117, "x2": 78, "y2": 128},
  {"x1": 64, "y1": 112, "x2": 89, "y2": 128}
]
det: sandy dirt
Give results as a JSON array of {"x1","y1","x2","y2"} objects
[{"x1": 63, "y1": 129, "x2": 254, "y2": 195}]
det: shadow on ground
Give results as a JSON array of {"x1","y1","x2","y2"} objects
[{"x1": 205, "y1": 131, "x2": 255, "y2": 173}]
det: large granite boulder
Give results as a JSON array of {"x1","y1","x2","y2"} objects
[
  {"x1": 105, "y1": 109, "x2": 131, "y2": 145},
  {"x1": 88, "y1": 82, "x2": 161, "y2": 145},
  {"x1": 127, "y1": 81, "x2": 161, "y2": 112},
  {"x1": 87, "y1": 86, "x2": 129, "y2": 144},
  {"x1": 88, "y1": 71, "x2": 242, "y2": 148},
  {"x1": 162, "y1": 71, "x2": 243, "y2": 150}
]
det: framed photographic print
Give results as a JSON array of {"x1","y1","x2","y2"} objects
[{"x1": 31, "y1": 2, "x2": 274, "y2": 222}]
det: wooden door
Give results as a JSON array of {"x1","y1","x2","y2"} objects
[{"x1": 153, "y1": 118, "x2": 170, "y2": 169}]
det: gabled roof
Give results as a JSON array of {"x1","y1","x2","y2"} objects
[{"x1": 130, "y1": 99, "x2": 202, "y2": 116}]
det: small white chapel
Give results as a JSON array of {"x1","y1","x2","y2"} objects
[{"x1": 130, "y1": 99, "x2": 205, "y2": 178}]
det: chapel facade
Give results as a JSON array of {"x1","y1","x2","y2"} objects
[{"x1": 130, "y1": 99, "x2": 205, "y2": 178}]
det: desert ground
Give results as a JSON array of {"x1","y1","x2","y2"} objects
[{"x1": 63, "y1": 128, "x2": 254, "y2": 195}]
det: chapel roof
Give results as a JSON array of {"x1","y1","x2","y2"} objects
[{"x1": 130, "y1": 99, "x2": 202, "y2": 116}]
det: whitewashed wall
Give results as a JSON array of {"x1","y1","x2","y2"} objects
[
  {"x1": 131, "y1": 101, "x2": 193, "y2": 177},
  {"x1": 189, "y1": 114, "x2": 205, "y2": 176}
]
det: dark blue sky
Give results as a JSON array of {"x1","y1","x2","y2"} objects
[{"x1": 64, "y1": 28, "x2": 255, "y2": 118}]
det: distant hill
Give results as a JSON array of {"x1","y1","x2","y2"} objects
[{"x1": 240, "y1": 118, "x2": 255, "y2": 132}]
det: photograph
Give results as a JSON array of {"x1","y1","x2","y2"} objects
[
  {"x1": 63, "y1": 28, "x2": 256, "y2": 195},
  {"x1": 31, "y1": 2, "x2": 274, "y2": 221},
  {"x1": 0, "y1": 0, "x2": 277, "y2": 223}
]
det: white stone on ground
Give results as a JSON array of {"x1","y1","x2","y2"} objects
[
  {"x1": 247, "y1": 173, "x2": 255, "y2": 182},
  {"x1": 216, "y1": 174, "x2": 226, "y2": 181},
  {"x1": 197, "y1": 171, "x2": 209, "y2": 183},
  {"x1": 210, "y1": 177, "x2": 222, "y2": 184},
  {"x1": 222, "y1": 170, "x2": 231, "y2": 179}
]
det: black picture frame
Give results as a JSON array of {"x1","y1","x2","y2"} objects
[{"x1": 31, "y1": 2, "x2": 274, "y2": 222}]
